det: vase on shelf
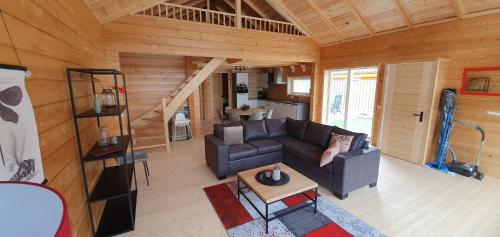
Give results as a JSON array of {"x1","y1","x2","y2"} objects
[{"x1": 101, "y1": 88, "x2": 116, "y2": 108}]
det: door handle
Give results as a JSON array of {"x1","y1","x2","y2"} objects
[{"x1": 413, "y1": 111, "x2": 424, "y2": 122}]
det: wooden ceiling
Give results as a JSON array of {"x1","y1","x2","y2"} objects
[
  {"x1": 85, "y1": 0, "x2": 500, "y2": 46},
  {"x1": 268, "y1": 0, "x2": 500, "y2": 45}
]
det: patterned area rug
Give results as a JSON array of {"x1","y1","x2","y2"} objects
[{"x1": 204, "y1": 181, "x2": 385, "y2": 237}]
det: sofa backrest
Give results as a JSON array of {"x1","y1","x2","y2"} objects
[
  {"x1": 214, "y1": 121, "x2": 241, "y2": 139},
  {"x1": 242, "y1": 120, "x2": 268, "y2": 142},
  {"x1": 303, "y1": 121, "x2": 333, "y2": 149},
  {"x1": 286, "y1": 118, "x2": 309, "y2": 140},
  {"x1": 265, "y1": 118, "x2": 287, "y2": 138},
  {"x1": 332, "y1": 126, "x2": 368, "y2": 151}
]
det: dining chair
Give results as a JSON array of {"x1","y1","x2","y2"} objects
[
  {"x1": 249, "y1": 111, "x2": 265, "y2": 120},
  {"x1": 217, "y1": 110, "x2": 228, "y2": 124},
  {"x1": 116, "y1": 151, "x2": 150, "y2": 186},
  {"x1": 265, "y1": 108, "x2": 274, "y2": 119},
  {"x1": 227, "y1": 111, "x2": 241, "y2": 122}
]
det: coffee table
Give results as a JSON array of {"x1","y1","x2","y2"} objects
[{"x1": 237, "y1": 163, "x2": 319, "y2": 234}]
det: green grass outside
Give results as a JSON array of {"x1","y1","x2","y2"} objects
[{"x1": 331, "y1": 117, "x2": 373, "y2": 136}]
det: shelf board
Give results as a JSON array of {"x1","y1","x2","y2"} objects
[
  {"x1": 90, "y1": 165, "x2": 133, "y2": 202},
  {"x1": 76, "y1": 105, "x2": 126, "y2": 118},
  {"x1": 95, "y1": 191, "x2": 137, "y2": 237},
  {"x1": 67, "y1": 68, "x2": 123, "y2": 75},
  {"x1": 84, "y1": 135, "x2": 130, "y2": 163}
]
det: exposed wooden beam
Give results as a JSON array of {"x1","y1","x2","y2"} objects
[
  {"x1": 87, "y1": 0, "x2": 166, "y2": 23},
  {"x1": 449, "y1": 0, "x2": 465, "y2": 19},
  {"x1": 266, "y1": 0, "x2": 322, "y2": 44},
  {"x1": 185, "y1": 0, "x2": 206, "y2": 7},
  {"x1": 304, "y1": 0, "x2": 346, "y2": 41},
  {"x1": 344, "y1": 0, "x2": 374, "y2": 35},
  {"x1": 393, "y1": 0, "x2": 414, "y2": 26},
  {"x1": 222, "y1": 0, "x2": 235, "y2": 9},
  {"x1": 226, "y1": 58, "x2": 243, "y2": 64},
  {"x1": 243, "y1": 0, "x2": 272, "y2": 19}
]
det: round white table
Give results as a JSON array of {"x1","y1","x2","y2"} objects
[{"x1": 0, "y1": 181, "x2": 72, "y2": 236}]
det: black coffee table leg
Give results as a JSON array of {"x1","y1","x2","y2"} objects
[
  {"x1": 314, "y1": 187, "x2": 318, "y2": 213},
  {"x1": 237, "y1": 176, "x2": 240, "y2": 200},
  {"x1": 265, "y1": 203, "x2": 269, "y2": 234}
]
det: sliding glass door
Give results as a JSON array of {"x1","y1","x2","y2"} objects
[{"x1": 325, "y1": 67, "x2": 378, "y2": 137}]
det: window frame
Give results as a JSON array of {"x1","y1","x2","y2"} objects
[{"x1": 287, "y1": 76, "x2": 311, "y2": 96}]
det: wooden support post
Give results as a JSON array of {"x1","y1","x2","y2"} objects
[
  {"x1": 162, "y1": 98, "x2": 171, "y2": 151},
  {"x1": 236, "y1": 0, "x2": 242, "y2": 28}
]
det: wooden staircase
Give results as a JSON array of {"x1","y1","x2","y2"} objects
[{"x1": 131, "y1": 57, "x2": 224, "y2": 149}]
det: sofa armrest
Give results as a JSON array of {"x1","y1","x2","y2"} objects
[
  {"x1": 204, "y1": 135, "x2": 229, "y2": 179},
  {"x1": 331, "y1": 146, "x2": 381, "y2": 197}
]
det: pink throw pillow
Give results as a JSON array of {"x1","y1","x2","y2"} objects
[
  {"x1": 320, "y1": 139, "x2": 340, "y2": 167},
  {"x1": 330, "y1": 133, "x2": 354, "y2": 153}
]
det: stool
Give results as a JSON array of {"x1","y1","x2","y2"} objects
[
  {"x1": 116, "y1": 151, "x2": 150, "y2": 186},
  {"x1": 172, "y1": 112, "x2": 193, "y2": 144}
]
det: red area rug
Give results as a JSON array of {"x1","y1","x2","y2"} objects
[{"x1": 204, "y1": 181, "x2": 384, "y2": 237}]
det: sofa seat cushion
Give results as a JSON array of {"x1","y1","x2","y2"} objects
[
  {"x1": 272, "y1": 136, "x2": 300, "y2": 144},
  {"x1": 228, "y1": 143, "x2": 258, "y2": 161},
  {"x1": 283, "y1": 141, "x2": 322, "y2": 159},
  {"x1": 248, "y1": 139, "x2": 283, "y2": 154},
  {"x1": 285, "y1": 146, "x2": 334, "y2": 173}
]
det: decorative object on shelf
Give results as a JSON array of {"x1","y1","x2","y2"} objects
[
  {"x1": 272, "y1": 163, "x2": 281, "y2": 181},
  {"x1": 0, "y1": 64, "x2": 45, "y2": 183},
  {"x1": 240, "y1": 104, "x2": 250, "y2": 110},
  {"x1": 93, "y1": 94, "x2": 102, "y2": 114},
  {"x1": 98, "y1": 127, "x2": 110, "y2": 147},
  {"x1": 255, "y1": 170, "x2": 290, "y2": 186},
  {"x1": 67, "y1": 68, "x2": 137, "y2": 236},
  {"x1": 101, "y1": 88, "x2": 116, "y2": 108},
  {"x1": 265, "y1": 169, "x2": 272, "y2": 178}
]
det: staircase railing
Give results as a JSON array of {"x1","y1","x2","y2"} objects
[{"x1": 133, "y1": 2, "x2": 303, "y2": 36}]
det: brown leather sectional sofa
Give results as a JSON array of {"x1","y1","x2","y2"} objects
[{"x1": 204, "y1": 118, "x2": 381, "y2": 199}]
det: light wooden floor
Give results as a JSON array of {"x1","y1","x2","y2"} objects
[{"x1": 122, "y1": 133, "x2": 500, "y2": 237}]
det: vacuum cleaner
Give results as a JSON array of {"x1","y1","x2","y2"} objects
[
  {"x1": 446, "y1": 120, "x2": 485, "y2": 180},
  {"x1": 426, "y1": 89, "x2": 485, "y2": 180}
]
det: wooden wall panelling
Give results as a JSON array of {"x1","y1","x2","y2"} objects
[
  {"x1": 0, "y1": 0, "x2": 108, "y2": 236},
  {"x1": 103, "y1": 15, "x2": 320, "y2": 63},
  {"x1": 212, "y1": 73, "x2": 222, "y2": 119},
  {"x1": 320, "y1": 13, "x2": 500, "y2": 178},
  {"x1": 120, "y1": 53, "x2": 187, "y2": 147}
]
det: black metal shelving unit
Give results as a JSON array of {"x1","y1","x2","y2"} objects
[{"x1": 66, "y1": 68, "x2": 137, "y2": 237}]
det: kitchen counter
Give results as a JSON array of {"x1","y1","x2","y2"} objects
[
  {"x1": 247, "y1": 99, "x2": 309, "y2": 120},
  {"x1": 248, "y1": 98, "x2": 309, "y2": 105}
]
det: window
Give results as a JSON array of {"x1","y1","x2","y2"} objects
[{"x1": 288, "y1": 76, "x2": 311, "y2": 95}]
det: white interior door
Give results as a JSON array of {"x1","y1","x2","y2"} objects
[{"x1": 380, "y1": 61, "x2": 436, "y2": 164}]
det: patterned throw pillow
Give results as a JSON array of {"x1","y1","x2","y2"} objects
[
  {"x1": 320, "y1": 133, "x2": 354, "y2": 167},
  {"x1": 331, "y1": 133, "x2": 354, "y2": 153},
  {"x1": 320, "y1": 139, "x2": 340, "y2": 167}
]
